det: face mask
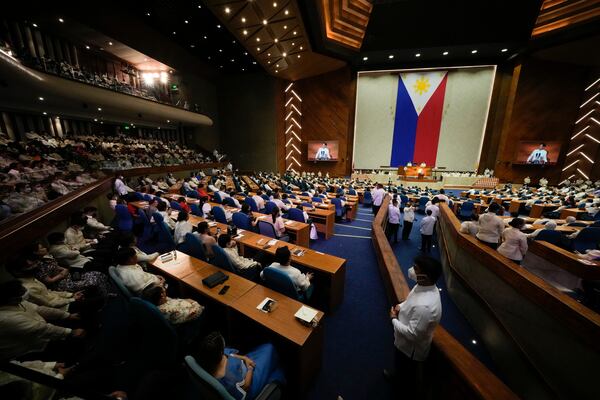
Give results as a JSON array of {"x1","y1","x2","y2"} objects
[{"x1": 408, "y1": 267, "x2": 418, "y2": 282}]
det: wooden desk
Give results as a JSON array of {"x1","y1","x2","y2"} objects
[
  {"x1": 151, "y1": 252, "x2": 324, "y2": 389},
  {"x1": 529, "y1": 203, "x2": 559, "y2": 219},
  {"x1": 130, "y1": 201, "x2": 149, "y2": 209},
  {"x1": 528, "y1": 241, "x2": 600, "y2": 281},
  {"x1": 560, "y1": 208, "x2": 586, "y2": 220},
  {"x1": 242, "y1": 176, "x2": 260, "y2": 191},
  {"x1": 527, "y1": 224, "x2": 582, "y2": 234},
  {"x1": 305, "y1": 207, "x2": 335, "y2": 239}
]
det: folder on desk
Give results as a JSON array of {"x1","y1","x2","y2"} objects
[
  {"x1": 202, "y1": 271, "x2": 229, "y2": 288},
  {"x1": 295, "y1": 306, "x2": 318, "y2": 325}
]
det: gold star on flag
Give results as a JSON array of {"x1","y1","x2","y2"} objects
[{"x1": 413, "y1": 77, "x2": 430, "y2": 95}]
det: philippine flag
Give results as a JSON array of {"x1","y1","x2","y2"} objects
[{"x1": 390, "y1": 71, "x2": 448, "y2": 167}]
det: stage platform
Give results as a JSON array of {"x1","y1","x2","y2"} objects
[{"x1": 351, "y1": 173, "x2": 485, "y2": 189}]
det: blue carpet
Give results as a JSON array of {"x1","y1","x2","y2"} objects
[{"x1": 306, "y1": 204, "x2": 499, "y2": 399}]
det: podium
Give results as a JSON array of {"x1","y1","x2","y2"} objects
[{"x1": 398, "y1": 166, "x2": 432, "y2": 179}]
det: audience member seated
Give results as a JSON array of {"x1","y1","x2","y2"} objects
[
  {"x1": 196, "y1": 221, "x2": 217, "y2": 258},
  {"x1": 114, "y1": 248, "x2": 164, "y2": 295},
  {"x1": 174, "y1": 211, "x2": 194, "y2": 245},
  {"x1": 498, "y1": 218, "x2": 528, "y2": 264},
  {"x1": 262, "y1": 207, "x2": 289, "y2": 242},
  {"x1": 261, "y1": 246, "x2": 313, "y2": 294},
  {"x1": 527, "y1": 220, "x2": 557, "y2": 239},
  {"x1": 459, "y1": 214, "x2": 479, "y2": 236},
  {"x1": 217, "y1": 233, "x2": 261, "y2": 278},
  {"x1": 0, "y1": 280, "x2": 86, "y2": 361},
  {"x1": 119, "y1": 232, "x2": 159, "y2": 268},
  {"x1": 47, "y1": 232, "x2": 94, "y2": 270},
  {"x1": 192, "y1": 331, "x2": 285, "y2": 400},
  {"x1": 141, "y1": 283, "x2": 204, "y2": 325}
]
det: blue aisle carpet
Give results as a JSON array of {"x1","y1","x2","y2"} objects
[{"x1": 306, "y1": 204, "x2": 499, "y2": 399}]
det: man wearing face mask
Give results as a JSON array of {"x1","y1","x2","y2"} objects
[
  {"x1": 0, "y1": 280, "x2": 86, "y2": 361},
  {"x1": 385, "y1": 255, "x2": 442, "y2": 394}
]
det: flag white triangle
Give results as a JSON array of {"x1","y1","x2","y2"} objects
[{"x1": 400, "y1": 71, "x2": 447, "y2": 116}]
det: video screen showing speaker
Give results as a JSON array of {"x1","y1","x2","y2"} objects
[
  {"x1": 514, "y1": 141, "x2": 561, "y2": 165},
  {"x1": 308, "y1": 141, "x2": 339, "y2": 161}
]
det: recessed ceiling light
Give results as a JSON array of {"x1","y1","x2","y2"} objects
[
  {"x1": 275, "y1": 70, "x2": 279, "y2": 73},
  {"x1": 415, "y1": 53, "x2": 421, "y2": 57},
  {"x1": 472, "y1": 339, "x2": 477, "y2": 345},
  {"x1": 42, "y1": 111, "x2": 47, "y2": 115},
  {"x1": 274, "y1": 38, "x2": 278, "y2": 43},
  {"x1": 203, "y1": 35, "x2": 207, "y2": 39},
  {"x1": 225, "y1": 7, "x2": 230, "y2": 14},
  {"x1": 241, "y1": 17, "x2": 246, "y2": 23},
  {"x1": 97, "y1": 107, "x2": 102, "y2": 111},
  {"x1": 273, "y1": 2, "x2": 277, "y2": 7},
  {"x1": 190, "y1": 44, "x2": 195, "y2": 48},
  {"x1": 198, "y1": 4, "x2": 201, "y2": 8},
  {"x1": 167, "y1": 120, "x2": 170, "y2": 123},
  {"x1": 297, "y1": 55, "x2": 301, "y2": 58},
  {"x1": 172, "y1": 31, "x2": 176, "y2": 35},
  {"x1": 267, "y1": 53, "x2": 271, "y2": 56},
  {"x1": 244, "y1": 52, "x2": 248, "y2": 55},
  {"x1": 219, "y1": 49, "x2": 223, "y2": 52},
  {"x1": 220, "y1": 65, "x2": 223, "y2": 69},
  {"x1": 471, "y1": 49, "x2": 477, "y2": 54},
  {"x1": 256, "y1": 37, "x2": 260, "y2": 42},
  {"x1": 285, "y1": 10, "x2": 289, "y2": 15},
  {"x1": 242, "y1": 68, "x2": 245, "y2": 71},
  {"x1": 443, "y1": 51, "x2": 449, "y2": 55},
  {"x1": 146, "y1": 12, "x2": 151, "y2": 16},
  {"x1": 243, "y1": 30, "x2": 248, "y2": 35},
  {"x1": 108, "y1": 42, "x2": 113, "y2": 46},
  {"x1": 38, "y1": 96, "x2": 44, "y2": 101},
  {"x1": 292, "y1": 42, "x2": 295, "y2": 46},
  {"x1": 231, "y1": 59, "x2": 234, "y2": 62},
  {"x1": 293, "y1": 31, "x2": 297, "y2": 35},
  {"x1": 300, "y1": 46, "x2": 303, "y2": 50},
  {"x1": 100, "y1": 47, "x2": 104, "y2": 51},
  {"x1": 276, "y1": 64, "x2": 279, "y2": 67},
  {"x1": 94, "y1": 118, "x2": 98, "y2": 122},
  {"x1": 388, "y1": 54, "x2": 394, "y2": 59},
  {"x1": 283, "y1": 52, "x2": 287, "y2": 57},
  {"x1": 208, "y1": 56, "x2": 211, "y2": 60},
  {"x1": 232, "y1": 40, "x2": 236, "y2": 44},
  {"x1": 100, "y1": 121, "x2": 103, "y2": 124},
  {"x1": 85, "y1": 45, "x2": 90, "y2": 50},
  {"x1": 185, "y1": 20, "x2": 189, "y2": 24},
  {"x1": 58, "y1": 18, "x2": 64, "y2": 23},
  {"x1": 263, "y1": 19, "x2": 268, "y2": 25},
  {"x1": 32, "y1": 23, "x2": 38, "y2": 28},
  {"x1": 257, "y1": 47, "x2": 261, "y2": 51},
  {"x1": 363, "y1": 56, "x2": 368, "y2": 61},
  {"x1": 501, "y1": 48, "x2": 508, "y2": 52},
  {"x1": 217, "y1": 24, "x2": 221, "y2": 28},
  {"x1": 284, "y1": 25, "x2": 287, "y2": 29},
  {"x1": 252, "y1": 61, "x2": 257, "y2": 64}
]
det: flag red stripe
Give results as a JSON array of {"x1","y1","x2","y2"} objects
[{"x1": 412, "y1": 75, "x2": 448, "y2": 166}]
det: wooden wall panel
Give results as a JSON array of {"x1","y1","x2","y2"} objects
[
  {"x1": 286, "y1": 67, "x2": 356, "y2": 176},
  {"x1": 484, "y1": 58, "x2": 588, "y2": 184}
]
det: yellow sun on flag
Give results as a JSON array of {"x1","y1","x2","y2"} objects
[{"x1": 413, "y1": 76, "x2": 430, "y2": 95}]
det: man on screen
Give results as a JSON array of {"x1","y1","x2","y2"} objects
[
  {"x1": 315, "y1": 142, "x2": 331, "y2": 161},
  {"x1": 526, "y1": 143, "x2": 549, "y2": 164}
]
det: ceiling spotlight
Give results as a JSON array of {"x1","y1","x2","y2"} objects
[
  {"x1": 252, "y1": 61, "x2": 257, "y2": 64},
  {"x1": 167, "y1": 120, "x2": 170, "y2": 123},
  {"x1": 292, "y1": 42, "x2": 295, "y2": 46},
  {"x1": 225, "y1": 7, "x2": 230, "y2": 14},
  {"x1": 263, "y1": 19, "x2": 268, "y2": 25},
  {"x1": 172, "y1": 31, "x2": 176, "y2": 35},
  {"x1": 274, "y1": 38, "x2": 278, "y2": 43},
  {"x1": 32, "y1": 23, "x2": 38, "y2": 28},
  {"x1": 231, "y1": 59, "x2": 234, "y2": 62},
  {"x1": 100, "y1": 47, "x2": 104, "y2": 51},
  {"x1": 97, "y1": 107, "x2": 102, "y2": 111},
  {"x1": 276, "y1": 64, "x2": 279, "y2": 67},
  {"x1": 100, "y1": 121, "x2": 103, "y2": 124},
  {"x1": 284, "y1": 10, "x2": 289, "y2": 15},
  {"x1": 203, "y1": 35, "x2": 207, "y2": 39},
  {"x1": 94, "y1": 118, "x2": 98, "y2": 122},
  {"x1": 388, "y1": 54, "x2": 394, "y2": 59},
  {"x1": 472, "y1": 339, "x2": 477, "y2": 345},
  {"x1": 415, "y1": 53, "x2": 421, "y2": 57},
  {"x1": 146, "y1": 12, "x2": 151, "y2": 16},
  {"x1": 256, "y1": 37, "x2": 260, "y2": 42},
  {"x1": 267, "y1": 53, "x2": 271, "y2": 56},
  {"x1": 198, "y1": 4, "x2": 201, "y2": 8},
  {"x1": 501, "y1": 48, "x2": 508, "y2": 52},
  {"x1": 257, "y1": 47, "x2": 261, "y2": 51},
  {"x1": 219, "y1": 49, "x2": 223, "y2": 52},
  {"x1": 208, "y1": 56, "x2": 211, "y2": 60},
  {"x1": 471, "y1": 49, "x2": 477, "y2": 54},
  {"x1": 232, "y1": 40, "x2": 236, "y2": 44},
  {"x1": 273, "y1": 2, "x2": 277, "y2": 6},
  {"x1": 284, "y1": 25, "x2": 287, "y2": 29},
  {"x1": 58, "y1": 18, "x2": 64, "y2": 23},
  {"x1": 42, "y1": 111, "x2": 47, "y2": 115},
  {"x1": 242, "y1": 68, "x2": 245, "y2": 71},
  {"x1": 282, "y1": 52, "x2": 287, "y2": 57},
  {"x1": 217, "y1": 24, "x2": 221, "y2": 28},
  {"x1": 443, "y1": 51, "x2": 449, "y2": 55},
  {"x1": 275, "y1": 70, "x2": 279, "y2": 73},
  {"x1": 243, "y1": 30, "x2": 248, "y2": 35},
  {"x1": 85, "y1": 45, "x2": 90, "y2": 50},
  {"x1": 190, "y1": 44, "x2": 195, "y2": 48},
  {"x1": 38, "y1": 96, "x2": 44, "y2": 101},
  {"x1": 185, "y1": 20, "x2": 189, "y2": 24},
  {"x1": 293, "y1": 31, "x2": 297, "y2": 35},
  {"x1": 241, "y1": 17, "x2": 246, "y2": 23},
  {"x1": 297, "y1": 55, "x2": 301, "y2": 58},
  {"x1": 244, "y1": 52, "x2": 248, "y2": 55},
  {"x1": 363, "y1": 56, "x2": 368, "y2": 61},
  {"x1": 300, "y1": 46, "x2": 303, "y2": 50},
  {"x1": 108, "y1": 42, "x2": 113, "y2": 46}
]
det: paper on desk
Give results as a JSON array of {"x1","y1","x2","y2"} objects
[
  {"x1": 284, "y1": 220, "x2": 294, "y2": 225},
  {"x1": 208, "y1": 222, "x2": 217, "y2": 227},
  {"x1": 257, "y1": 297, "x2": 275, "y2": 313},
  {"x1": 267, "y1": 239, "x2": 277, "y2": 246},
  {"x1": 295, "y1": 306, "x2": 318, "y2": 323}
]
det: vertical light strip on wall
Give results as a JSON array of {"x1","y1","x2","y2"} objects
[
  {"x1": 561, "y1": 76, "x2": 600, "y2": 181},
  {"x1": 284, "y1": 82, "x2": 302, "y2": 173}
]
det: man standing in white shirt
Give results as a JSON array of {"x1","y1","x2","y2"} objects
[
  {"x1": 476, "y1": 202, "x2": 505, "y2": 250},
  {"x1": 315, "y1": 142, "x2": 331, "y2": 160},
  {"x1": 419, "y1": 210, "x2": 436, "y2": 253},
  {"x1": 526, "y1": 143, "x2": 548, "y2": 164},
  {"x1": 387, "y1": 198, "x2": 401, "y2": 243},
  {"x1": 425, "y1": 197, "x2": 440, "y2": 219},
  {"x1": 402, "y1": 202, "x2": 416, "y2": 240},
  {"x1": 385, "y1": 256, "x2": 442, "y2": 395},
  {"x1": 372, "y1": 184, "x2": 386, "y2": 215}
]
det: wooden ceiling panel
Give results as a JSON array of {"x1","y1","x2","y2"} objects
[
  {"x1": 205, "y1": 0, "x2": 344, "y2": 80},
  {"x1": 320, "y1": 0, "x2": 373, "y2": 50},
  {"x1": 533, "y1": 0, "x2": 600, "y2": 37}
]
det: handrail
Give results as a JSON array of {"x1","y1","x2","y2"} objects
[
  {"x1": 371, "y1": 195, "x2": 518, "y2": 400},
  {"x1": 106, "y1": 162, "x2": 227, "y2": 178},
  {"x1": 438, "y1": 204, "x2": 600, "y2": 350},
  {"x1": 528, "y1": 240, "x2": 600, "y2": 281}
]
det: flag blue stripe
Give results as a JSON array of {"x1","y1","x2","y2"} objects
[{"x1": 390, "y1": 77, "x2": 418, "y2": 167}]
